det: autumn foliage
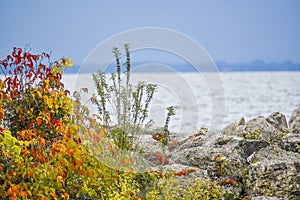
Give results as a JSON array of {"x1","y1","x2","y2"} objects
[{"x1": 0, "y1": 48, "x2": 142, "y2": 199}]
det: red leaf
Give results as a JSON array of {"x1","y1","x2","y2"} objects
[
  {"x1": 38, "y1": 73, "x2": 43, "y2": 79},
  {"x1": 15, "y1": 55, "x2": 21, "y2": 64},
  {"x1": 17, "y1": 48, "x2": 22, "y2": 55},
  {"x1": 32, "y1": 55, "x2": 38, "y2": 61},
  {"x1": 82, "y1": 88, "x2": 88, "y2": 93},
  {"x1": 12, "y1": 47, "x2": 17, "y2": 57},
  {"x1": 52, "y1": 119, "x2": 61, "y2": 127},
  {"x1": 27, "y1": 73, "x2": 32, "y2": 79},
  {"x1": 7, "y1": 55, "x2": 13, "y2": 61},
  {"x1": 42, "y1": 52, "x2": 50, "y2": 58},
  {"x1": 28, "y1": 60, "x2": 33, "y2": 68},
  {"x1": 1, "y1": 61, "x2": 8, "y2": 68},
  {"x1": 13, "y1": 77, "x2": 19, "y2": 88},
  {"x1": 64, "y1": 90, "x2": 70, "y2": 95},
  {"x1": 56, "y1": 73, "x2": 62, "y2": 80}
]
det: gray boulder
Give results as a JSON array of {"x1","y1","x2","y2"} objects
[
  {"x1": 251, "y1": 196, "x2": 283, "y2": 200},
  {"x1": 222, "y1": 117, "x2": 246, "y2": 136},
  {"x1": 223, "y1": 114, "x2": 286, "y2": 142},
  {"x1": 171, "y1": 132, "x2": 268, "y2": 180},
  {"x1": 280, "y1": 133, "x2": 300, "y2": 153},
  {"x1": 138, "y1": 134, "x2": 170, "y2": 166},
  {"x1": 289, "y1": 107, "x2": 300, "y2": 134},
  {"x1": 266, "y1": 112, "x2": 288, "y2": 132},
  {"x1": 244, "y1": 116, "x2": 281, "y2": 141},
  {"x1": 244, "y1": 146, "x2": 300, "y2": 199}
]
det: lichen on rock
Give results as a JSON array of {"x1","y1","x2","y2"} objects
[{"x1": 244, "y1": 146, "x2": 300, "y2": 199}]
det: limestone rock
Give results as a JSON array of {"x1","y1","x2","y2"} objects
[
  {"x1": 280, "y1": 133, "x2": 300, "y2": 153},
  {"x1": 223, "y1": 114, "x2": 285, "y2": 142},
  {"x1": 138, "y1": 135, "x2": 169, "y2": 166},
  {"x1": 289, "y1": 107, "x2": 300, "y2": 134},
  {"x1": 222, "y1": 117, "x2": 246, "y2": 135},
  {"x1": 251, "y1": 196, "x2": 284, "y2": 200},
  {"x1": 172, "y1": 132, "x2": 268, "y2": 180},
  {"x1": 266, "y1": 112, "x2": 288, "y2": 132},
  {"x1": 240, "y1": 116, "x2": 282, "y2": 141},
  {"x1": 244, "y1": 146, "x2": 300, "y2": 199}
]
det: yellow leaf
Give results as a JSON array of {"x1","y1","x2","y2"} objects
[
  {"x1": 37, "y1": 91, "x2": 42, "y2": 98},
  {"x1": 51, "y1": 66, "x2": 63, "y2": 75},
  {"x1": 62, "y1": 58, "x2": 74, "y2": 69},
  {"x1": 56, "y1": 176, "x2": 64, "y2": 185},
  {"x1": 0, "y1": 80, "x2": 4, "y2": 90},
  {"x1": 44, "y1": 80, "x2": 50, "y2": 89},
  {"x1": 3, "y1": 129, "x2": 11, "y2": 136}
]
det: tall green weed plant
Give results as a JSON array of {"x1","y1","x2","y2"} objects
[{"x1": 92, "y1": 44, "x2": 157, "y2": 151}]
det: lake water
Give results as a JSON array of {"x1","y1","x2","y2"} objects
[{"x1": 63, "y1": 71, "x2": 300, "y2": 134}]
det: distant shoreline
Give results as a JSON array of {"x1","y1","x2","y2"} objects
[
  {"x1": 60, "y1": 69, "x2": 300, "y2": 74},
  {"x1": 60, "y1": 61, "x2": 300, "y2": 73}
]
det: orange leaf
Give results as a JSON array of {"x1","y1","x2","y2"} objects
[
  {"x1": 120, "y1": 158, "x2": 129, "y2": 165},
  {"x1": 90, "y1": 97, "x2": 97, "y2": 104},
  {"x1": 45, "y1": 112, "x2": 51, "y2": 121},
  {"x1": 80, "y1": 170, "x2": 85, "y2": 176},
  {"x1": 0, "y1": 107, "x2": 4, "y2": 121},
  {"x1": 39, "y1": 137, "x2": 46, "y2": 146},
  {"x1": 227, "y1": 178, "x2": 236, "y2": 185},
  {"x1": 6, "y1": 188, "x2": 13, "y2": 196},
  {"x1": 21, "y1": 149, "x2": 30, "y2": 156},
  {"x1": 28, "y1": 170, "x2": 33, "y2": 177},
  {"x1": 50, "y1": 192, "x2": 58, "y2": 200},
  {"x1": 37, "y1": 118, "x2": 42, "y2": 126},
  {"x1": 20, "y1": 190, "x2": 28, "y2": 197},
  {"x1": 101, "y1": 127, "x2": 108, "y2": 136}
]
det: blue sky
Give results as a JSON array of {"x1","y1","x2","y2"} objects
[{"x1": 0, "y1": 0, "x2": 299, "y2": 65}]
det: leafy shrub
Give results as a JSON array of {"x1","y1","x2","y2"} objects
[
  {"x1": 0, "y1": 48, "x2": 73, "y2": 139},
  {"x1": 0, "y1": 48, "x2": 141, "y2": 199},
  {"x1": 144, "y1": 172, "x2": 239, "y2": 200}
]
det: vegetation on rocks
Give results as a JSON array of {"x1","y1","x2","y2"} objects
[
  {"x1": 239, "y1": 129, "x2": 262, "y2": 140},
  {"x1": 1, "y1": 46, "x2": 247, "y2": 199}
]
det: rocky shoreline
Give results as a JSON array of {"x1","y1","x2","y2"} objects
[{"x1": 140, "y1": 107, "x2": 300, "y2": 200}]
